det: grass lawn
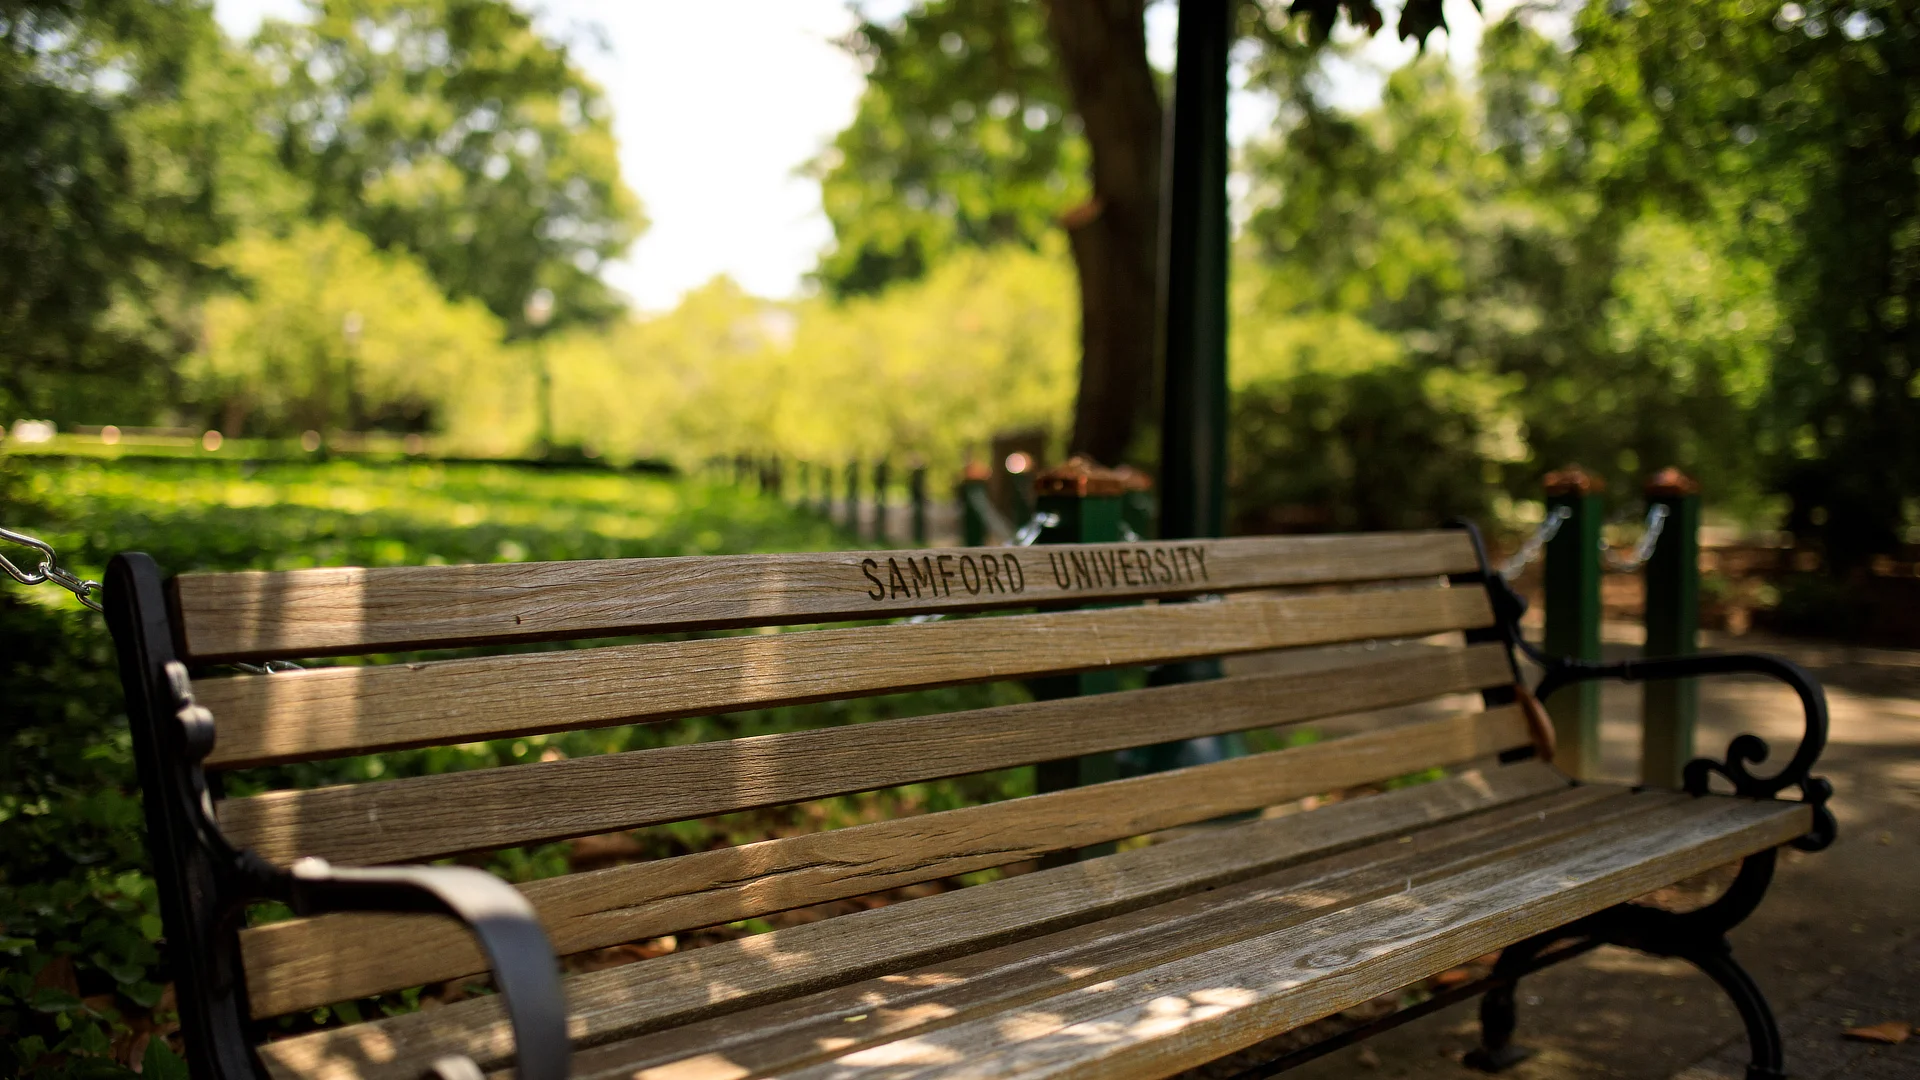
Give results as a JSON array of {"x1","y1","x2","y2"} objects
[{"x1": 0, "y1": 456, "x2": 1032, "y2": 1076}]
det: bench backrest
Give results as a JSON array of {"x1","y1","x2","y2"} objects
[{"x1": 158, "y1": 531, "x2": 1534, "y2": 1049}]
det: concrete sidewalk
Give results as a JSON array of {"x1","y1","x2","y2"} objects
[{"x1": 1284, "y1": 630, "x2": 1920, "y2": 1080}]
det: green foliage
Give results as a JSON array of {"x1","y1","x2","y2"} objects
[
  {"x1": 0, "y1": 455, "x2": 1031, "y2": 1075},
  {"x1": 1228, "y1": 311, "x2": 1523, "y2": 530},
  {"x1": 1554, "y1": 0, "x2": 1920, "y2": 567},
  {"x1": 1231, "y1": 14, "x2": 1824, "y2": 525},
  {"x1": 0, "y1": 0, "x2": 283, "y2": 425},
  {"x1": 190, "y1": 219, "x2": 518, "y2": 438},
  {"x1": 250, "y1": 0, "x2": 644, "y2": 332},
  {"x1": 541, "y1": 247, "x2": 1080, "y2": 467},
  {"x1": 812, "y1": 0, "x2": 1086, "y2": 297},
  {"x1": 6, "y1": 0, "x2": 642, "y2": 437}
]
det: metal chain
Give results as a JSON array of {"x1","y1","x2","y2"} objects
[
  {"x1": 1009, "y1": 511, "x2": 1062, "y2": 547},
  {"x1": 1601, "y1": 503, "x2": 1670, "y2": 573},
  {"x1": 235, "y1": 660, "x2": 304, "y2": 675},
  {"x1": 1, "y1": 525, "x2": 104, "y2": 612},
  {"x1": 1498, "y1": 506, "x2": 1572, "y2": 579}
]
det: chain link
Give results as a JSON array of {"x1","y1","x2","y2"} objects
[
  {"x1": 1601, "y1": 503, "x2": 1670, "y2": 573},
  {"x1": 1498, "y1": 506, "x2": 1572, "y2": 579},
  {"x1": 1, "y1": 525, "x2": 103, "y2": 611},
  {"x1": 1009, "y1": 511, "x2": 1062, "y2": 547}
]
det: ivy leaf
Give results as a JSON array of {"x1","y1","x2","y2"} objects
[
  {"x1": 1398, "y1": 0, "x2": 1480, "y2": 46},
  {"x1": 143, "y1": 1038, "x2": 191, "y2": 1080},
  {"x1": 29, "y1": 987, "x2": 85, "y2": 1013},
  {"x1": 1288, "y1": 0, "x2": 1383, "y2": 42},
  {"x1": 122, "y1": 980, "x2": 164, "y2": 1009}
]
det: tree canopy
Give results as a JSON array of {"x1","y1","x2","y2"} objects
[{"x1": 250, "y1": 0, "x2": 642, "y2": 332}]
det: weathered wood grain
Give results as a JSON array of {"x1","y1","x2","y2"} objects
[
  {"x1": 255, "y1": 791, "x2": 1807, "y2": 1080},
  {"x1": 547, "y1": 784, "x2": 1644, "y2": 1080},
  {"x1": 770, "y1": 799, "x2": 1810, "y2": 1080},
  {"x1": 196, "y1": 583, "x2": 1492, "y2": 768},
  {"x1": 239, "y1": 710, "x2": 1537, "y2": 1017},
  {"x1": 220, "y1": 644, "x2": 1514, "y2": 865},
  {"x1": 172, "y1": 532, "x2": 1481, "y2": 663}
]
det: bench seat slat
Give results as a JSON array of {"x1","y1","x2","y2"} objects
[
  {"x1": 239, "y1": 705, "x2": 1533, "y2": 1016},
  {"x1": 768, "y1": 797, "x2": 1810, "y2": 1080},
  {"x1": 550, "y1": 783, "x2": 1659, "y2": 1080},
  {"x1": 219, "y1": 643, "x2": 1514, "y2": 866},
  {"x1": 172, "y1": 532, "x2": 1480, "y2": 663},
  {"x1": 253, "y1": 762, "x2": 1570, "y2": 1077},
  {"x1": 258, "y1": 786, "x2": 1809, "y2": 1080},
  {"x1": 195, "y1": 583, "x2": 1492, "y2": 769}
]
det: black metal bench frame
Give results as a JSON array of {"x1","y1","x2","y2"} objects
[{"x1": 103, "y1": 521, "x2": 1834, "y2": 1080}]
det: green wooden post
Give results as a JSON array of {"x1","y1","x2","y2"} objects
[
  {"x1": 1543, "y1": 466, "x2": 1604, "y2": 779},
  {"x1": 1642, "y1": 468, "x2": 1701, "y2": 788},
  {"x1": 843, "y1": 461, "x2": 860, "y2": 534},
  {"x1": 871, "y1": 461, "x2": 890, "y2": 545},
  {"x1": 1117, "y1": 466, "x2": 1156, "y2": 542},
  {"x1": 959, "y1": 461, "x2": 989, "y2": 547},
  {"x1": 1030, "y1": 460, "x2": 1128, "y2": 862},
  {"x1": 910, "y1": 465, "x2": 929, "y2": 547}
]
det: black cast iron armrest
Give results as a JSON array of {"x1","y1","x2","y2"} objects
[
  {"x1": 1527, "y1": 649, "x2": 1835, "y2": 851},
  {"x1": 282, "y1": 859, "x2": 571, "y2": 1080}
]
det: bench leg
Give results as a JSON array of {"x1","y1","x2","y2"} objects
[
  {"x1": 1467, "y1": 929, "x2": 1784, "y2": 1080},
  {"x1": 1682, "y1": 941, "x2": 1785, "y2": 1080},
  {"x1": 1463, "y1": 935, "x2": 1554, "y2": 1073}
]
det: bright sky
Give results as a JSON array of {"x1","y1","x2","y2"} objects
[{"x1": 213, "y1": 0, "x2": 1502, "y2": 313}]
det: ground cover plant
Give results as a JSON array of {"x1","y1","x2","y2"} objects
[{"x1": 0, "y1": 455, "x2": 1040, "y2": 1077}]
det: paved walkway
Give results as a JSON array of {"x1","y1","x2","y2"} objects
[{"x1": 1282, "y1": 629, "x2": 1920, "y2": 1080}]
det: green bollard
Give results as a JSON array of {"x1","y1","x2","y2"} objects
[
  {"x1": 1642, "y1": 468, "x2": 1701, "y2": 788},
  {"x1": 872, "y1": 461, "x2": 890, "y2": 545},
  {"x1": 959, "y1": 461, "x2": 990, "y2": 547},
  {"x1": 1029, "y1": 458, "x2": 1128, "y2": 862},
  {"x1": 843, "y1": 461, "x2": 860, "y2": 534},
  {"x1": 1543, "y1": 465, "x2": 1604, "y2": 779},
  {"x1": 1116, "y1": 465, "x2": 1157, "y2": 541},
  {"x1": 910, "y1": 465, "x2": 929, "y2": 547}
]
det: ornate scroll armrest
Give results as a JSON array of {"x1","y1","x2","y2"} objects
[
  {"x1": 1530, "y1": 650, "x2": 1835, "y2": 852},
  {"x1": 285, "y1": 859, "x2": 571, "y2": 1080}
]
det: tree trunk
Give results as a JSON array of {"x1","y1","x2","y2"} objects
[{"x1": 1043, "y1": 0, "x2": 1163, "y2": 467}]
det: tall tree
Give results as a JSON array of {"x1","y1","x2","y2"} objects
[
  {"x1": 813, "y1": 1, "x2": 1083, "y2": 298},
  {"x1": 0, "y1": 0, "x2": 255, "y2": 422},
  {"x1": 819, "y1": 0, "x2": 1473, "y2": 465},
  {"x1": 250, "y1": 0, "x2": 643, "y2": 333},
  {"x1": 1041, "y1": 0, "x2": 1162, "y2": 466}
]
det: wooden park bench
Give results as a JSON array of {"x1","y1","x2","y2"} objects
[{"x1": 102, "y1": 521, "x2": 1835, "y2": 1080}]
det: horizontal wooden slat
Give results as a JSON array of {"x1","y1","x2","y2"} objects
[
  {"x1": 239, "y1": 709, "x2": 1536, "y2": 1018},
  {"x1": 173, "y1": 532, "x2": 1481, "y2": 663},
  {"x1": 772, "y1": 799, "x2": 1809, "y2": 1080},
  {"x1": 540, "y1": 784, "x2": 1642, "y2": 1080},
  {"x1": 220, "y1": 643, "x2": 1514, "y2": 865},
  {"x1": 552, "y1": 785, "x2": 1658, "y2": 1080},
  {"x1": 196, "y1": 581, "x2": 1492, "y2": 769},
  {"x1": 254, "y1": 762, "x2": 1577, "y2": 1074}
]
